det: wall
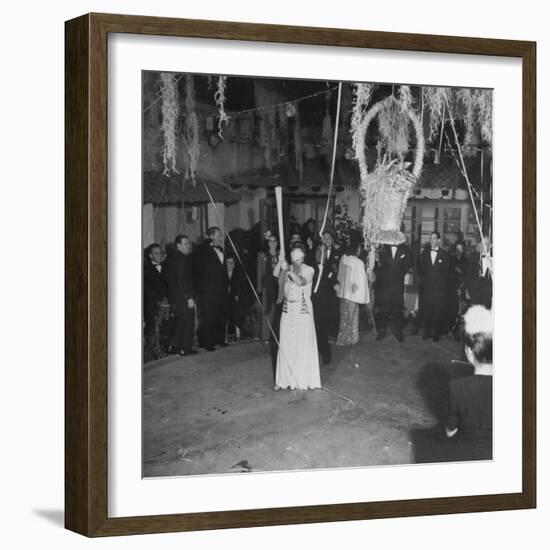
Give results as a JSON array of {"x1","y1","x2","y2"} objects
[
  {"x1": 147, "y1": 204, "x2": 206, "y2": 247},
  {"x1": 1, "y1": 2, "x2": 547, "y2": 550},
  {"x1": 143, "y1": 74, "x2": 287, "y2": 186},
  {"x1": 238, "y1": 187, "x2": 266, "y2": 230}
]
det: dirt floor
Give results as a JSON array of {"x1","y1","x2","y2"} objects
[{"x1": 142, "y1": 331, "x2": 473, "y2": 477}]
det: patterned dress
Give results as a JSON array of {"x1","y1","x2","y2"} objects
[
  {"x1": 336, "y1": 299, "x2": 360, "y2": 346},
  {"x1": 275, "y1": 264, "x2": 321, "y2": 390},
  {"x1": 336, "y1": 254, "x2": 369, "y2": 346}
]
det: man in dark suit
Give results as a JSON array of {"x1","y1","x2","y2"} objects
[
  {"x1": 312, "y1": 230, "x2": 341, "y2": 364},
  {"x1": 374, "y1": 241, "x2": 412, "y2": 342},
  {"x1": 195, "y1": 226, "x2": 229, "y2": 351},
  {"x1": 143, "y1": 243, "x2": 168, "y2": 353},
  {"x1": 164, "y1": 235, "x2": 197, "y2": 356},
  {"x1": 417, "y1": 231, "x2": 451, "y2": 342}
]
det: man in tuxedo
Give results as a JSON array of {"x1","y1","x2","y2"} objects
[
  {"x1": 417, "y1": 231, "x2": 451, "y2": 342},
  {"x1": 163, "y1": 235, "x2": 197, "y2": 356},
  {"x1": 374, "y1": 241, "x2": 412, "y2": 342},
  {"x1": 312, "y1": 230, "x2": 341, "y2": 364},
  {"x1": 195, "y1": 226, "x2": 229, "y2": 351},
  {"x1": 465, "y1": 235, "x2": 493, "y2": 309},
  {"x1": 143, "y1": 243, "x2": 168, "y2": 353}
]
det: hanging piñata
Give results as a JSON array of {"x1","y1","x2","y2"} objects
[{"x1": 351, "y1": 84, "x2": 424, "y2": 247}]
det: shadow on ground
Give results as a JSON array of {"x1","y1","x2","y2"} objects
[{"x1": 409, "y1": 357, "x2": 474, "y2": 464}]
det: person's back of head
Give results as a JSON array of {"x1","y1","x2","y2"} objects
[{"x1": 463, "y1": 305, "x2": 493, "y2": 365}]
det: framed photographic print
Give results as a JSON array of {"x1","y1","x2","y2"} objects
[{"x1": 65, "y1": 13, "x2": 536, "y2": 537}]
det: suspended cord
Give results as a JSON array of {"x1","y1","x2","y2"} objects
[
  {"x1": 443, "y1": 92, "x2": 490, "y2": 258},
  {"x1": 144, "y1": 75, "x2": 338, "y2": 118},
  {"x1": 314, "y1": 82, "x2": 343, "y2": 295},
  {"x1": 442, "y1": 130, "x2": 493, "y2": 212}
]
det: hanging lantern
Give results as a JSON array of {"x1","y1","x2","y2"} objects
[{"x1": 285, "y1": 103, "x2": 296, "y2": 118}]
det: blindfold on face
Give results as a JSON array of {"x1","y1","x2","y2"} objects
[{"x1": 290, "y1": 249, "x2": 305, "y2": 262}]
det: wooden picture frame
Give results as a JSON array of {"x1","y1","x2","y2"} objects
[{"x1": 65, "y1": 12, "x2": 536, "y2": 537}]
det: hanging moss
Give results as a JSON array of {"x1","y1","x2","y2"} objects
[
  {"x1": 423, "y1": 86, "x2": 493, "y2": 146},
  {"x1": 214, "y1": 76, "x2": 229, "y2": 139},
  {"x1": 422, "y1": 87, "x2": 447, "y2": 143},
  {"x1": 160, "y1": 73, "x2": 179, "y2": 176},
  {"x1": 183, "y1": 75, "x2": 200, "y2": 183}
]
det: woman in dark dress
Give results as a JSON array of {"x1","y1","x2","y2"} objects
[
  {"x1": 445, "y1": 305, "x2": 493, "y2": 460},
  {"x1": 226, "y1": 256, "x2": 248, "y2": 342},
  {"x1": 302, "y1": 218, "x2": 317, "y2": 267},
  {"x1": 448, "y1": 241, "x2": 469, "y2": 332}
]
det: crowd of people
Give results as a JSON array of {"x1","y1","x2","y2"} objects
[
  {"x1": 143, "y1": 223, "x2": 493, "y2": 371},
  {"x1": 144, "y1": 221, "x2": 494, "y2": 460}
]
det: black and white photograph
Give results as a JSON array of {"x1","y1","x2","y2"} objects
[{"x1": 141, "y1": 72, "x2": 494, "y2": 477}]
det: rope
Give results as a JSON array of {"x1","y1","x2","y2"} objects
[
  {"x1": 314, "y1": 82, "x2": 342, "y2": 295},
  {"x1": 322, "y1": 384, "x2": 355, "y2": 405},
  {"x1": 443, "y1": 91, "x2": 491, "y2": 259},
  {"x1": 227, "y1": 86, "x2": 338, "y2": 118},
  {"x1": 144, "y1": 75, "x2": 337, "y2": 119},
  {"x1": 442, "y1": 130, "x2": 493, "y2": 212}
]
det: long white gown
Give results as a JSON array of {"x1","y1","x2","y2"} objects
[{"x1": 275, "y1": 264, "x2": 321, "y2": 390}]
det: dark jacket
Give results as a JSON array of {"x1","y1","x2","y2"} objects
[
  {"x1": 143, "y1": 260, "x2": 168, "y2": 320},
  {"x1": 374, "y1": 244, "x2": 412, "y2": 305},
  {"x1": 418, "y1": 246, "x2": 451, "y2": 299},
  {"x1": 313, "y1": 245, "x2": 340, "y2": 297},
  {"x1": 194, "y1": 241, "x2": 229, "y2": 300},
  {"x1": 163, "y1": 251, "x2": 195, "y2": 311}
]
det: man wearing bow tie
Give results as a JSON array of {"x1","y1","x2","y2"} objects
[
  {"x1": 143, "y1": 243, "x2": 168, "y2": 354},
  {"x1": 418, "y1": 231, "x2": 451, "y2": 342},
  {"x1": 312, "y1": 230, "x2": 341, "y2": 364},
  {"x1": 374, "y1": 241, "x2": 412, "y2": 342},
  {"x1": 195, "y1": 226, "x2": 230, "y2": 351},
  {"x1": 164, "y1": 235, "x2": 197, "y2": 356}
]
